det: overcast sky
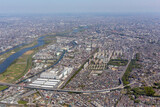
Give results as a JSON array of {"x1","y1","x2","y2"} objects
[{"x1": 0, "y1": 0, "x2": 160, "y2": 14}]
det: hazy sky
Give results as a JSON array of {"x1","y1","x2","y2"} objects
[{"x1": 0, "y1": 0, "x2": 160, "y2": 14}]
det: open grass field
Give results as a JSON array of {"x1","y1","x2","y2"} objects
[
  {"x1": 108, "y1": 59, "x2": 128, "y2": 66},
  {"x1": 24, "y1": 50, "x2": 34, "y2": 55},
  {"x1": 0, "y1": 50, "x2": 34, "y2": 91},
  {"x1": 0, "y1": 51, "x2": 33, "y2": 83}
]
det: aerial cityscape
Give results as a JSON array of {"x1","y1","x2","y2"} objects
[{"x1": 0, "y1": 0, "x2": 160, "y2": 107}]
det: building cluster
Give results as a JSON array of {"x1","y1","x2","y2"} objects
[
  {"x1": 29, "y1": 67, "x2": 73, "y2": 88},
  {"x1": 0, "y1": 15, "x2": 160, "y2": 106}
]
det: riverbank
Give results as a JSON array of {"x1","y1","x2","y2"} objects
[
  {"x1": 0, "y1": 36, "x2": 47, "y2": 74},
  {"x1": 0, "y1": 27, "x2": 88, "y2": 91},
  {"x1": 0, "y1": 35, "x2": 56, "y2": 91},
  {"x1": 0, "y1": 51, "x2": 34, "y2": 91},
  {"x1": 0, "y1": 41, "x2": 37, "y2": 64}
]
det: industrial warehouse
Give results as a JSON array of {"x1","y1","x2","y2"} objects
[{"x1": 28, "y1": 67, "x2": 73, "y2": 88}]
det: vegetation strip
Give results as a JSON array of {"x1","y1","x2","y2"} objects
[{"x1": 122, "y1": 53, "x2": 141, "y2": 85}]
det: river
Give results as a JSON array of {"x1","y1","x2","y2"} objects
[
  {"x1": 0, "y1": 43, "x2": 25, "y2": 56},
  {"x1": 0, "y1": 36, "x2": 46, "y2": 73},
  {"x1": 0, "y1": 26, "x2": 88, "y2": 74}
]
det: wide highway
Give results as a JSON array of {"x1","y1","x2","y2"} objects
[{"x1": 0, "y1": 81, "x2": 135, "y2": 94}]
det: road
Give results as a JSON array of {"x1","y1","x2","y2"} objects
[
  {"x1": 0, "y1": 50, "x2": 136, "y2": 94},
  {"x1": 0, "y1": 50, "x2": 66, "y2": 92},
  {"x1": 0, "y1": 51, "x2": 136, "y2": 94},
  {"x1": 17, "y1": 50, "x2": 66, "y2": 84},
  {"x1": 0, "y1": 81, "x2": 136, "y2": 94}
]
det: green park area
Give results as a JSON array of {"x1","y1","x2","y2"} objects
[
  {"x1": 122, "y1": 53, "x2": 141, "y2": 85},
  {"x1": 125, "y1": 86, "x2": 157, "y2": 103},
  {"x1": 131, "y1": 87, "x2": 155, "y2": 96},
  {"x1": 108, "y1": 59, "x2": 128, "y2": 66},
  {"x1": 122, "y1": 59, "x2": 141, "y2": 85},
  {"x1": 18, "y1": 100, "x2": 28, "y2": 105}
]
